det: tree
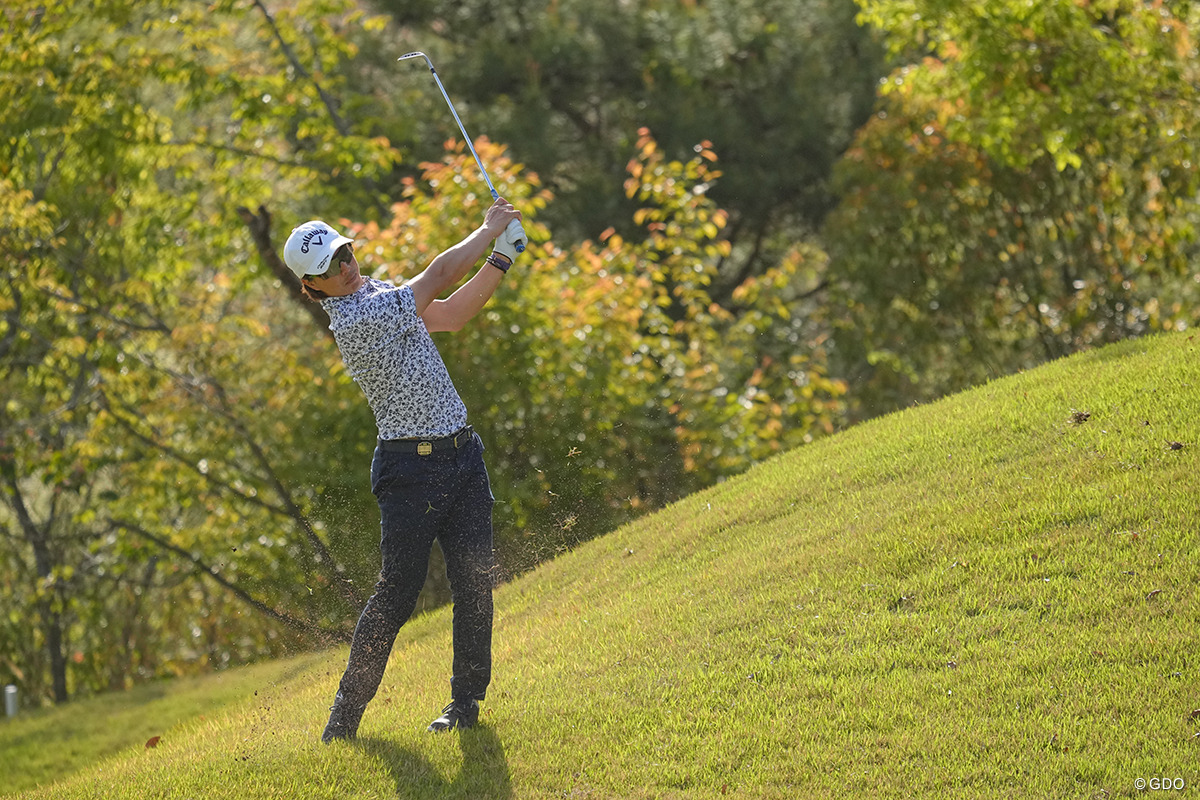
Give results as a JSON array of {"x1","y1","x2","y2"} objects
[
  {"x1": 1, "y1": 0, "x2": 853, "y2": 703},
  {"x1": 370, "y1": 0, "x2": 884, "y2": 291},
  {"x1": 822, "y1": 0, "x2": 1200, "y2": 413},
  {"x1": 0, "y1": 0, "x2": 396, "y2": 703}
]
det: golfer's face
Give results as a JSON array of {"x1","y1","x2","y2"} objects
[{"x1": 308, "y1": 246, "x2": 364, "y2": 296}]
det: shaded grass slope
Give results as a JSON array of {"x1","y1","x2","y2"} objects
[
  {"x1": 8, "y1": 332, "x2": 1199, "y2": 799},
  {"x1": 0, "y1": 654, "x2": 327, "y2": 795}
]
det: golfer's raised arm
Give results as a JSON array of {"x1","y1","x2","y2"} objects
[
  {"x1": 407, "y1": 198, "x2": 520, "y2": 315},
  {"x1": 421, "y1": 259, "x2": 505, "y2": 332}
]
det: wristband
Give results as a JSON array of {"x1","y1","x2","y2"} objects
[{"x1": 486, "y1": 254, "x2": 511, "y2": 273}]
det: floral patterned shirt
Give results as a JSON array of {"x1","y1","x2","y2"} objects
[{"x1": 321, "y1": 278, "x2": 468, "y2": 439}]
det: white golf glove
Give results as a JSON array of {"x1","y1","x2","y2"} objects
[{"x1": 492, "y1": 218, "x2": 527, "y2": 263}]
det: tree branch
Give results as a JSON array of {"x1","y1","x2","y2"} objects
[
  {"x1": 32, "y1": 285, "x2": 172, "y2": 335},
  {"x1": 236, "y1": 204, "x2": 333, "y2": 338},
  {"x1": 111, "y1": 519, "x2": 351, "y2": 644},
  {"x1": 0, "y1": 282, "x2": 20, "y2": 363},
  {"x1": 202, "y1": 373, "x2": 364, "y2": 609},
  {"x1": 97, "y1": 359, "x2": 364, "y2": 611},
  {"x1": 100, "y1": 389, "x2": 289, "y2": 518},
  {"x1": 168, "y1": 138, "x2": 310, "y2": 171},
  {"x1": 249, "y1": 0, "x2": 350, "y2": 137}
]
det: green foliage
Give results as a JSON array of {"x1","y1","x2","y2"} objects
[
  {"x1": 6, "y1": 332, "x2": 1197, "y2": 799},
  {"x1": 377, "y1": 0, "x2": 884, "y2": 275},
  {"x1": 825, "y1": 0, "x2": 1200, "y2": 413},
  {"x1": 11, "y1": 0, "x2": 1194, "y2": 715},
  {"x1": 1, "y1": 0, "x2": 851, "y2": 705},
  {"x1": 0, "y1": 0, "x2": 401, "y2": 704},
  {"x1": 856, "y1": 0, "x2": 1198, "y2": 173}
]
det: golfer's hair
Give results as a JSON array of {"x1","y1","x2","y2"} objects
[{"x1": 299, "y1": 283, "x2": 329, "y2": 302}]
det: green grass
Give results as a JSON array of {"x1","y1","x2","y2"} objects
[
  {"x1": 0, "y1": 653, "x2": 327, "y2": 795},
  {"x1": 5, "y1": 332, "x2": 1198, "y2": 799}
]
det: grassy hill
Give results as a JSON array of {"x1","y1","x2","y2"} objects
[
  {"x1": 0, "y1": 654, "x2": 329, "y2": 795},
  {"x1": 4, "y1": 332, "x2": 1197, "y2": 799}
]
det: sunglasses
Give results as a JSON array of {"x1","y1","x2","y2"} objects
[{"x1": 314, "y1": 243, "x2": 354, "y2": 280}]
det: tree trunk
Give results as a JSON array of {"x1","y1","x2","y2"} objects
[
  {"x1": 0, "y1": 458, "x2": 70, "y2": 703},
  {"x1": 41, "y1": 600, "x2": 69, "y2": 704},
  {"x1": 236, "y1": 204, "x2": 333, "y2": 339}
]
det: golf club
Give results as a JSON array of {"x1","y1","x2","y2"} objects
[{"x1": 398, "y1": 51, "x2": 526, "y2": 253}]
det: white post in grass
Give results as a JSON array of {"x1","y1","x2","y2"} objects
[{"x1": 4, "y1": 685, "x2": 16, "y2": 718}]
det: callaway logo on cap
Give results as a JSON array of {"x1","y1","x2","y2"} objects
[{"x1": 283, "y1": 220, "x2": 355, "y2": 279}]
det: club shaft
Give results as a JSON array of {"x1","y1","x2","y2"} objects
[
  {"x1": 399, "y1": 52, "x2": 526, "y2": 253},
  {"x1": 399, "y1": 52, "x2": 498, "y2": 200}
]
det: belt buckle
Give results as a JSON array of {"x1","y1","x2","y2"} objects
[{"x1": 417, "y1": 441, "x2": 433, "y2": 456}]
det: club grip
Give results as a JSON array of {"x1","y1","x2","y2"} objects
[{"x1": 504, "y1": 218, "x2": 527, "y2": 253}]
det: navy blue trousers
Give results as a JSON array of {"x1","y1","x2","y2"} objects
[{"x1": 333, "y1": 430, "x2": 495, "y2": 710}]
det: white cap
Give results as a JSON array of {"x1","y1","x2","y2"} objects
[{"x1": 283, "y1": 220, "x2": 354, "y2": 279}]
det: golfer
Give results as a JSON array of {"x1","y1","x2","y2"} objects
[{"x1": 283, "y1": 197, "x2": 524, "y2": 741}]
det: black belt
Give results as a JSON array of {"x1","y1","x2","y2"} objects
[{"x1": 378, "y1": 426, "x2": 474, "y2": 456}]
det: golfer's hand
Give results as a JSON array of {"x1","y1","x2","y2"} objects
[
  {"x1": 483, "y1": 197, "x2": 521, "y2": 237},
  {"x1": 485, "y1": 197, "x2": 525, "y2": 262}
]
